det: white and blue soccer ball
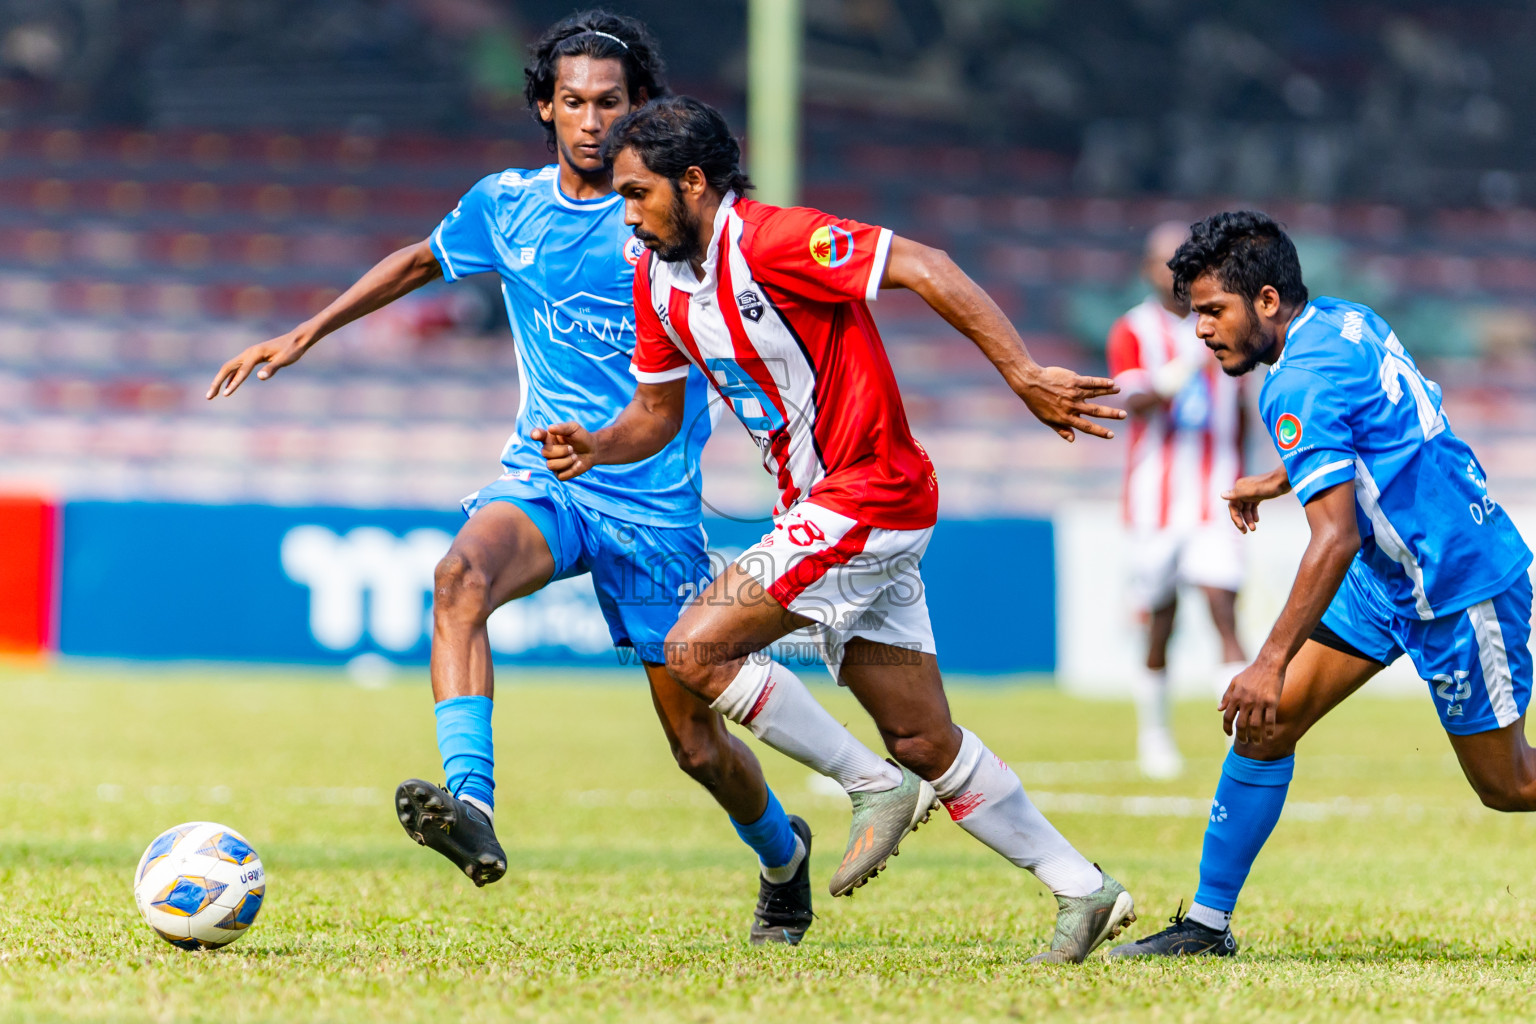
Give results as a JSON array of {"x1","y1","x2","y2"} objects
[{"x1": 132, "y1": 821, "x2": 266, "y2": 950}]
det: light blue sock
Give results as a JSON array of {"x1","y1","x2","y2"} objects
[
  {"x1": 435, "y1": 695, "x2": 494, "y2": 812},
  {"x1": 1193, "y1": 749, "x2": 1294, "y2": 914},
  {"x1": 730, "y1": 787, "x2": 798, "y2": 869}
]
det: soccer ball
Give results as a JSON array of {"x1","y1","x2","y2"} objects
[{"x1": 132, "y1": 821, "x2": 266, "y2": 950}]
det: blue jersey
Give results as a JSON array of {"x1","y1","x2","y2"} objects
[
  {"x1": 1261, "y1": 296, "x2": 1531, "y2": 620},
  {"x1": 429, "y1": 165, "x2": 713, "y2": 527}
]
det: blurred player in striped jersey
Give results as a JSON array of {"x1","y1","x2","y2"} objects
[
  {"x1": 1107, "y1": 223, "x2": 1249, "y2": 779},
  {"x1": 540, "y1": 96, "x2": 1139, "y2": 963}
]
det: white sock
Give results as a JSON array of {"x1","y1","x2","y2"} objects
[
  {"x1": 1186, "y1": 902, "x2": 1231, "y2": 931},
  {"x1": 1134, "y1": 666, "x2": 1171, "y2": 735},
  {"x1": 932, "y1": 727, "x2": 1103, "y2": 898},
  {"x1": 711, "y1": 659, "x2": 901, "y2": 794},
  {"x1": 459, "y1": 794, "x2": 493, "y2": 825},
  {"x1": 760, "y1": 834, "x2": 806, "y2": 885}
]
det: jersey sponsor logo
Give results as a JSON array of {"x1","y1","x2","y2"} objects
[
  {"x1": 705, "y1": 357, "x2": 786, "y2": 431},
  {"x1": 809, "y1": 224, "x2": 855, "y2": 268},
  {"x1": 623, "y1": 235, "x2": 646, "y2": 266},
  {"x1": 1275, "y1": 413, "x2": 1302, "y2": 451},
  {"x1": 736, "y1": 289, "x2": 765, "y2": 323},
  {"x1": 531, "y1": 291, "x2": 635, "y2": 352}
]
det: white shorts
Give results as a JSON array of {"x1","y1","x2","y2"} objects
[
  {"x1": 735, "y1": 501, "x2": 936, "y2": 681},
  {"x1": 1129, "y1": 522, "x2": 1245, "y2": 611}
]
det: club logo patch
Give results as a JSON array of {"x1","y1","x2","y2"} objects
[
  {"x1": 1275, "y1": 413, "x2": 1302, "y2": 451},
  {"x1": 623, "y1": 236, "x2": 646, "y2": 266},
  {"x1": 809, "y1": 224, "x2": 854, "y2": 268},
  {"x1": 736, "y1": 290, "x2": 764, "y2": 323}
]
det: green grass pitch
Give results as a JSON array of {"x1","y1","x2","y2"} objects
[{"x1": 2, "y1": 659, "x2": 1534, "y2": 1022}]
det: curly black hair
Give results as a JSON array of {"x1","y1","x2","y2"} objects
[
  {"x1": 1169, "y1": 210, "x2": 1309, "y2": 307},
  {"x1": 602, "y1": 95, "x2": 754, "y2": 197},
  {"x1": 524, "y1": 10, "x2": 668, "y2": 147}
]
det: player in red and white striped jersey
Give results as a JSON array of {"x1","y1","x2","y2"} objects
[
  {"x1": 1107, "y1": 222, "x2": 1249, "y2": 779},
  {"x1": 537, "y1": 97, "x2": 1138, "y2": 962}
]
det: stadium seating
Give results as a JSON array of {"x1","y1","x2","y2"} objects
[{"x1": 5, "y1": 120, "x2": 1536, "y2": 514}]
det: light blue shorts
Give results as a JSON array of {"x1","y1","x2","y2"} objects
[
  {"x1": 1321, "y1": 561, "x2": 1533, "y2": 735},
  {"x1": 463, "y1": 471, "x2": 710, "y2": 664}
]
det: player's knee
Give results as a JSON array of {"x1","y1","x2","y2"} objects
[
  {"x1": 433, "y1": 552, "x2": 492, "y2": 622},
  {"x1": 661, "y1": 623, "x2": 713, "y2": 692}
]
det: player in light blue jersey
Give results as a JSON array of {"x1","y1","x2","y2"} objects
[
  {"x1": 1112, "y1": 211, "x2": 1536, "y2": 958},
  {"x1": 205, "y1": 11, "x2": 911, "y2": 946}
]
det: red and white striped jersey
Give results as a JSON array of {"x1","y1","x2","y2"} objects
[
  {"x1": 631, "y1": 194, "x2": 938, "y2": 530},
  {"x1": 1107, "y1": 297, "x2": 1244, "y2": 531}
]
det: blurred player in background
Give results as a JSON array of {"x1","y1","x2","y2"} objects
[
  {"x1": 205, "y1": 11, "x2": 899, "y2": 946},
  {"x1": 540, "y1": 96, "x2": 1139, "y2": 963},
  {"x1": 1107, "y1": 222, "x2": 1248, "y2": 779},
  {"x1": 1113, "y1": 211, "x2": 1535, "y2": 958}
]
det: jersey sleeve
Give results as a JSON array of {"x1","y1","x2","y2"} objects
[
  {"x1": 742, "y1": 205, "x2": 893, "y2": 304},
  {"x1": 629, "y1": 254, "x2": 691, "y2": 384},
  {"x1": 428, "y1": 174, "x2": 503, "y2": 281},
  {"x1": 1105, "y1": 317, "x2": 1150, "y2": 394},
  {"x1": 1261, "y1": 366, "x2": 1357, "y2": 504}
]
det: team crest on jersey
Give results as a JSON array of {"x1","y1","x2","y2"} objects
[
  {"x1": 623, "y1": 235, "x2": 647, "y2": 266},
  {"x1": 809, "y1": 224, "x2": 854, "y2": 268},
  {"x1": 736, "y1": 289, "x2": 765, "y2": 322},
  {"x1": 1275, "y1": 413, "x2": 1302, "y2": 451}
]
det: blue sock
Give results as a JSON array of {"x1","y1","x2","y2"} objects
[
  {"x1": 435, "y1": 696, "x2": 494, "y2": 812},
  {"x1": 731, "y1": 787, "x2": 798, "y2": 869},
  {"x1": 1193, "y1": 749, "x2": 1295, "y2": 914}
]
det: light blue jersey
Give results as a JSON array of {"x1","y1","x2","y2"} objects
[
  {"x1": 430, "y1": 165, "x2": 713, "y2": 528},
  {"x1": 1261, "y1": 296, "x2": 1531, "y2": 621}
]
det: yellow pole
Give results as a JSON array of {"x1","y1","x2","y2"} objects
[{"x1": 748, "y1": 0, "x2": 802, "y2": 207}]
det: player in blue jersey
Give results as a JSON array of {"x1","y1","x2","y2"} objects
[
  {"x1": 1111, "y1": 211, "x2": 1536, "y2": 958},
  {"x1": 205, "y1": 11, "x2": 914, "y2": 946}
]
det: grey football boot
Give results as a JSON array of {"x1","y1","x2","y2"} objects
[
  {"x1": 395, "y1": 779, "x2": 507, "y2": 887},
  {"x1": 1108, "y1": 903, "x2": 1238, "y2": 958},
  {"x1": 1026, "y1": 870, "x2": 1137, "y2": 963},
  {"x1": 749, "y1": 815, "x2": 815, "y2": 945},
  {"x1": 828, "y1": 762, "x2": 939, "y2": 897}
]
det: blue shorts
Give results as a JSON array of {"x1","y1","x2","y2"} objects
[
  {"x1": 1321, "y1": 560, "x2": 1534, "y2": 735},
  {"x1": 463, "y1": 472, "x2": 711, "y2": 664}
]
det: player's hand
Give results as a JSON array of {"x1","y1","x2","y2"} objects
[
  {"x1": 1011, "y1": 365, "x2": 1126, "y2": 442},
  {"x1": 1220, "y1": 660, "x2": 1284, "y2": 746},
  {"x1": 534, "y1": 421, "x2": 599, "y2": 480},
  {"x1": 206, "y1": 329, "x2": 311, "y2": 399},
  {"x1": 1223, "y1": 467, "x2": 1293, "y2": 534}
]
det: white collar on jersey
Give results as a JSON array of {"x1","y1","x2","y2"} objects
[
  {"x1": 668, "y1": 190, "x2": 739, "y2": 294},
  {"x1": 550, "y1": 168, "x2": 623, "y2": 212}
]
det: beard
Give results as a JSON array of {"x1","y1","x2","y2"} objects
[
  {"x1": 637, "y1": 190, "x2": 703, "y2": 264},
  {"x1": 1222, "y1": 300, "x2": 1279, "y2": 376}
]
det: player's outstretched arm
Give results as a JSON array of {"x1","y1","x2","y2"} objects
[
  {"x1": 534, "y1": 379, "x2": 688, "y2": 481},
  {"x1": 1223, "y1": 481, "x2": 1358, "y2": 744},
  {"x1": 1223, "y1": 466, "x2": 1293, "y2": 533},
  {"x1": 206, "y1": 239, "x2": 443, "y2": 399},
  {"x1": 881, "y1": 236, "x2": 1126, "y2": 442}
]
